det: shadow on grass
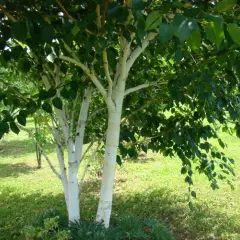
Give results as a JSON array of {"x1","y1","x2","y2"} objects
[
  {"x1": 0, "y1": 184, "x2": 239, "y2": 240},
  {"x1": 112, "y1": 188, "x2": 240, "y2": 240},
  {"x1": 0, "y1": 163, "x2": 36, "y2": 178},
  {"x1": 0, "y1": 138, "x2": 55, "y2": 158}
]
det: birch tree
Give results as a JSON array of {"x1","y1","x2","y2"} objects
[{"x1": 0, "y1": 0, "x2": 240, "y2": 228}]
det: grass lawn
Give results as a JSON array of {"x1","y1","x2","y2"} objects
[{"x1": 0, "y1": 128, "x2": 239, "y2": 240}]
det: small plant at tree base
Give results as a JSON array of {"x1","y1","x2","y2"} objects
[
  {"x1": 116, "y1": 215, "x2": 175, "y2": 240},
  {"x1": 70, "y1": 220, "x2": 121, "y2": 240},
  {"x1": 24, "y1": 217, "x2": 71, "y2": 240},
  {"x1": 25, "y1": 210, "x2": 175, "y2": 240}
]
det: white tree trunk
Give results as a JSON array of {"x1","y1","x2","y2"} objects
[
  {"x1": 96, "y1": 84, "x2": 125, "y2": 227},
  {"x1": 67, "y1": 89, "x2": 91, "y2": 222},
  {"x1": 68, "y1": 152, "x2": 80, "y2": 222},
  {"x1": 56, "y1": 145, "x2": 69, "y2": 211}
]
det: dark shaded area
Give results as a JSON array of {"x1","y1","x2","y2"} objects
[
  {"x1": 0, "y1": 183, "x2": 239, "y2": 240},
  {"x1": 0, "y1": 187, "x2": 67, "y2": 240},
  {"x1": 112, "y1": 189, "x2": 240, "y2": 240},
  {"x1": 81, "y1": 180, "x2": 240, "y2": 240},
  {"x1": 0, "y1": 138, "x2": 55, "y2": 158},
  {"x1": 0, "y1": 139, "x2": 36, "y2": 157},
  {"x1": 0, "y1": 163, "x2": 36, "y2": 178}
]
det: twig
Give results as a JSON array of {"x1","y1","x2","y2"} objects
[
  {"x1": 124, "y1": 80, "x2": 167, "y2": 96},
  {"x1": 16, "y1": 123, "x2": 62, "y2": 179},
  {"x1": 55, "y1": 0, "x2": 74, "y2": 20},
  {"x1": 78, "y1": 135, "x2": 105, "y2": 193}
]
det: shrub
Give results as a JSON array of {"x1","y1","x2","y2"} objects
[
  {"x1": 24, "y1": 209, "x2": 175, "y2": 240},
  {"x1": 116, "y1": 215, "x2": 175, "y2": 240},
  {"x1": 70, "y1": 220, "x2": 121, "y2": 240},
  {"x1": 23, "y1": 208, "x2": 70, "y2": 240}
]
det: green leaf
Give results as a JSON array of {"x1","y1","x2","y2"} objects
[
  {"x1": 215, "y1": 0, "x2": 237, "y2": 12},
  {"x1": 52, "y1": 97, "x2": 63, "y2": 110},
  {"x1": 174, "y1": 49, "x2": 183, "y2": 62},
  {"x1": 141, "y1": 145, "x2": 147, "y2": 153},
  {"x1": 107, "y1": 4, "x2": 121, "y2": 19},
  {"x1": 191, "y1": 191, "x2": 197, "y2": 198},
  {"x1": 71, "y1": 24, "x2": 80, "y2": 36},
  {"x1": 60, "y1": 88, "x2": 70, "y2": 99},
  {"x1": 46, "y1": 53, "x2": 56, "y2": 63},
  {"x1": 145, "y1": 11, "x2": 162, "y2": 31},
  {"x1": 39, "y1": 88, "x2": 56, "y2": 100},
  {"x1": 41, "y1": 23, "x2": 55, "y2": 43},
  {"x1": 159, "y1": 23, "x2": 175, "y2": 44},
  {"x1": 0, "y1": 122, "x2": 9, "y2": 132},
  {"x1": 132, "y1": 0, "x2": 145, "y2": 10},
  {"x1": 218, "y1": 139, "x2": 225, "y2": 148},
  {"x1": 42, "y1": 102, "x2": 53, "y2": 113},
  {"x1": 0, "y1": 55, "x2": 7, "y2": 68},
  {"x1": 123, "y1": 29, "x2": 131, "y2": 42},
  {"x1": 185, "y1": 175, "x2": 193, "y2": 185},
  {"x1": 10, "y1": 122, "x2": 20, "y2": 135},
  {"x1": 116, "y1": 155, "x2": 122, "y2": 166},
  {"x1": 227, "y1": 23, "x2": 240, "y2": 46},
  {"x1": 173, "y1": 15, "x2": 198, "y2": 42},
  {"x1": 39, "y1": 90, "x2": 49, "y2": 100},
  {"x1": 18, "y1": 59, "x2": 31, "y2": 73},
  {"x1": 0, "y1": 0, "x2": 5, "y2": 4},
  {"x1": 136, "y1": 18, "x2": 146, "y2": 43},
  {"x1": 99, "y1": 37, "x2": 107, "y2": 48},
  {"x1": 187, "y1": 28, "x2": 201, "y2": 52},
  {"x1": 11, "y1": 22, "x2": 27, "y2": 42},
  {"x1": 206, "y1": 21, "x2": 224, "y2": 49},
  {"x1": 181, "y1": 166, "x2": 188, "y2": 175},
  {"x1": 17, "y1": 115, "x2": 26, "y2": 126},
  {"x1": 188, "y1": 201, "x2": 193, "y2": 210}
]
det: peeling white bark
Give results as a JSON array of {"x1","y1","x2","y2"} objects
[
  {"x1": 96, "y1": 81, "x2": 125, "y2": 227},
  {"x1": 67, "y1": 88, "x2": 92, "y2": 222}
]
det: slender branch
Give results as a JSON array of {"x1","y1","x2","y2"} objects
[
  {"x1": 70, "y1": 91, "x2": 80, "y2": 132},
  {"x1": 78, "y1": 136, "x2": 104, "y2": 193},
  {"x1": 102, "y1": 49, "x2": 113, "y2": 97},
  {"x1": 17, "y1": 124, "x2": 61, "y2": 179},
  {"x1": 123, "y1": 0, "x2": 131, "y2": 7},
  {"x1": 88, "y1": 107, "x2": 106, "y2": 122},
  {"x1": 43, "y1": 63, "x2": 54, "y2": 78},
  {"x1": 55, "y1": 0, "x2": 74, "y2": 20},
  {"x1": 126, "y1": 32, "x2": 157, "y2": 74},
  {"x1": 42, "y1": 73, "x2": 70, "y2": 146},
  {"x1": 77, "y1": 140, "x2": 94, "y2": 169},
  {"x1": 96, "y1": 4, "x2": 102, "y2": 30},
  {"x1": 124, "y1": 81, "x2": 168, "y2": 96},
  {"x1": 113, "y1": 37, "x2": 132, "y2": 88},
  {"x1": 121, "y1": 98, "x2": 167, "y2": 125},
  {"x1": 75, "y1": 88, "x2": 92, "y2": 165},
  {"x1": 62, "y1": 41, "x2": 79, "y2": 61},
  {"x1": 0, "y1": 7, "x2": 17, "y2": 22},
  {"x1": 0, "y1": 79, "x2": 28, "y2": 102},
  {"x1": 54, "y1": 64, "x2": 69, "y2": 127},
  {"x1": 102, "y1": 0, "x2": 110, "y2": 26},
  {"x1": 59, "y1": 55, "x2": 108, "y2": 100},
  {"x1": 46, "y1": 121, "x2": 64, "y2": 154}
]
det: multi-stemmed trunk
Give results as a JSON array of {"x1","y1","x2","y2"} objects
[
  {"x1": 42, "y1": 70, "x2": 92, "y2": 223},
  {"x1": 58, "y1": 29, "x2": 155, "y2": 226}
]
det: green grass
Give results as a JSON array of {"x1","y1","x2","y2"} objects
[{"x1": 0, "y1": 129, "x2": 239, "y2": 240}]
